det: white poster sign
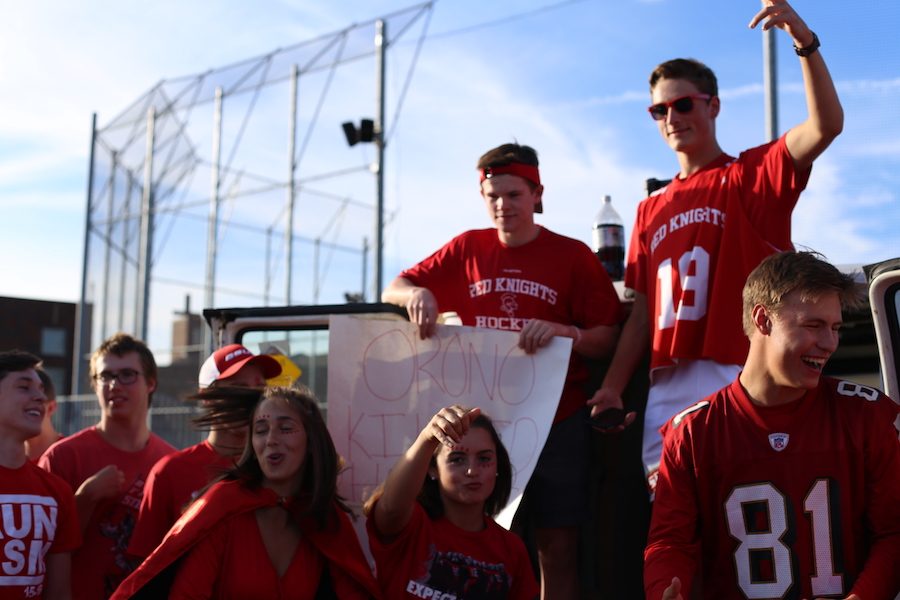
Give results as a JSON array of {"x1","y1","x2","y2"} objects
[{"x1": 327, "y1": 314, "x2": 570, "y2": 528}]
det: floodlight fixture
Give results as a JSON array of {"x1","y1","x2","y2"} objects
[{"x1": 341, "y1": 118, "x2": 377, "y2": 147}]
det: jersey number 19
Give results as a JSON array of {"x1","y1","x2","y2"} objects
[{"x1": 657, "y1": 247, "x2": 710, "y2": 330}]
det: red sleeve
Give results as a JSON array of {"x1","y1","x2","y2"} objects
[
  {"x1": 128, "y1": 456, "x2": 177, "y2": 558},
  {"x1": 37, "y1": 443, "x2": 77, "y2": 491},
  {"x1": 643, "y1": 424, "x2": 701, "y2": 600},
  {"x1": 624, "y1": 199, "x2": 649, "y2": 294},
  {"x1": 738, "y1": 135, "x2": 809, "y2": 247},
  {"x1": 571, "y1": 241, "x2": 622, "y2": 328},
  {"x1": 43, "y1": 468, "x2": 82, "y2": 554},
  {"x1": 399, "y1": 235, "x2": 467, "y2": 313},
  {"x1": 168, "y1": 520, "x2": 227, "y2": 599},
  {"x1": 506, "y1": 529, "x2": 539, "y2": 600},
  {"x1": 849, "y1": 396, "x2": 900, "y2": 599}
]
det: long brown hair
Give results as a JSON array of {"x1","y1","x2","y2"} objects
[{"x1": 191, "y1": 385, "x2": 349, "y2": 527}]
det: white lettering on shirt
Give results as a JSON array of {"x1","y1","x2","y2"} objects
[{"x1": 0, "y1": 495, "x2": 58, "y2": 586}]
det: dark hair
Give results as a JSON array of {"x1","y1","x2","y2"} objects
[
  {"x1": 0, "y1": 350, "x2": 42, "y2": 385},
  {"x1": 207, "y1": 386, "x2": 347, "y2": 527},
  {"x1": 36, "y1": 368, "x2": 56, "y2": 402},
  {"x1": 476, "y1": 142, "x2": 543, "y2": 213},
  {"x1": 90, "y1": 333, "x2": 158, "y2": 401},
  {"x1": 649, "y1": 58, "x2": 718, "y2": 97},
  {"x1": 190, "y1": 384, "x2": 263, "y2": 430},
  {"x1": 365, "y1": 413, "x2": 513, "y2": 520},
  {"x1": 742, "y1": 251, "x2": 862, "y2": 336},
  {"x1": 477, "y1": 143, "x2": 539, "y2": 171},
  {"x1": 422, "y1": 414, "x2": 511, "y2": 518}
]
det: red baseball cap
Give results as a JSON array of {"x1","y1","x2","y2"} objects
[{"x1": 198, "y1": 344, "x2": 282, "y2": 388}]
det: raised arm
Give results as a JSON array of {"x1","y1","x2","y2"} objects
[
  {"x1": 749, "y1": 0, "x2": 843, "y2": 170},
  {"x1": 381, "y1": 276, "x2": 439, "y2": 339},
  {"x1": 372, "y1": 406, "x2": 480, "y2": 537}
]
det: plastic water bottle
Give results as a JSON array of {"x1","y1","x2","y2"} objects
[{"x1": 592, "y1": 195, "x2": 625, "y2": 281}]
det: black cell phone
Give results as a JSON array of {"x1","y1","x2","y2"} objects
[{"x1": 586, "y1": 407, "x2": 626, "y2": 431}]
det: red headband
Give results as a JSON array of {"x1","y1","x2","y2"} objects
[{"x1": 478, "y1": 163, "x2": 541, "y2": 188}]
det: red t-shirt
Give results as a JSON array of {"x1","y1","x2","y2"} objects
[
  {"x1": 367, "y1": 503, "x2": 539, "y2": 600},
  {"x1": 401, "y1": 226, "x2": 622, "y2": 421},
  {"x1": 111, "y1": 480, "x2": 380, "y2": 600},
  {"x1": 128, "y1": 440, "x2": 233, "y2": 558},
  {"x1": 38, "y1": 427, "x2": 175, "y2": 600},
  {"x1": 170, "y1": 509, "x2": 324, "y2": 599},
  {"x1": 625, "y1": 136, "x2": 809, "y2": 371},
  {"x1": 0, "y1": 461, "x2": 82, "y2": 600},
  {"x1": 644, "y1": 377, "x2": 900, "y2": 600}
]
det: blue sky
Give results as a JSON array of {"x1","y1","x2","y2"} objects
[{"x1": 2, "y1": 1, "x2": 899, "y2": 361}]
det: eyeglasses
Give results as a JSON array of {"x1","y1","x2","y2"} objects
[
  {"x1": 94, "y1": 369, "x2": 143, "y2": 386},
  {"x1": 647, "y1": 94, "x2": 712, "y2": 120}
]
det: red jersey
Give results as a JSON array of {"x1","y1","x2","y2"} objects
[
  {"x1": 38, "y1": 427, "x2": 175, "y2": 600},
  {"x1": 644, "y1": 377, "x2": 900, "y2": 600},
  {"x1": 625, "y1": 136, "x2": 809, "y2": 371},
  {"x1": 367, "y1": 503, "x2": 539, "y2": 600},
  {"x1": 0, "y1": 461, "x2": 81, "y2": 600},
  {"x1": 112, "y1": 480, "x2": 380, "y2": 600},
  {"x1": 401, "y1": 226, "x2": 622, "y2": 421},
  {"x1": 128, "y1": 440, "x2": 233, "y2": 558}
]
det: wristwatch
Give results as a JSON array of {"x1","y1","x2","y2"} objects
[{"x1": 794, "y1": 32, "x2": 820, "y2": 58}]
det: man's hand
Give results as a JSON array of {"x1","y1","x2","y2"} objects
[
  {"x1": 749, "y1": 0, "x2": 813, "y2": 50},
  {"x1": 76, "y1": 464, "x2": 125, "y2": 502},
  {"x1": 587, "y1": 387, "x2": 636, "y2": 433},
  {"x1": 662, "y1": 576, "x2": 683, "y2": 600},
  {"x1": 405, "y1": 287, "x2": 439, "y2": 340},
  {"x1": 518, "y1": 319, "x2": 567, "y2": 354}
]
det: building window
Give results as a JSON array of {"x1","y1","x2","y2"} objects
[{"x1": 41, "y1": 327, "x2": 67, "y2": 357}]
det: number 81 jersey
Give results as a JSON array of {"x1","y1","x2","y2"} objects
[
  {"x1": 625, "y1": 138, "x2": 806, "y2": 372},
  {"x1": 645, "y1": 377, "x2": 900, "y2": 600}
]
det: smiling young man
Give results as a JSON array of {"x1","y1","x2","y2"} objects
[
  {"x1": 589, "y1": 0, "x2": 845, "y2": 495},
  {"x1": 39, "y1": 333, "x2": 175, "y2": 600},
  {"x1": 644, "y1": 251, "x2": 900, "y2": 600},
  {"x1": 382, "y1": 142, "x2": 622, "y2": 599},
  {"x1": 0, "y1": 350, "x2": 81, "y2": 599}
]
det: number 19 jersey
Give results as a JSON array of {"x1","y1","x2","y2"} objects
[
  {"x1": 625, "y1": 136, "x2": 808, "y2": 371},
  {"x1": 645, "y1": 377, "x2": 900, "y2": 600}
]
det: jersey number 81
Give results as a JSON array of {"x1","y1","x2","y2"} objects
[{"x1": 725, "y1": 479, "x2": 843, "y2": 599}]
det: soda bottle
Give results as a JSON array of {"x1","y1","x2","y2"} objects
[{"x1": 592, "y1": 195, "x2": 625, "y2": 281}]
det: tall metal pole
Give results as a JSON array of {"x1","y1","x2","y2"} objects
[
  {"x1": 101, "y1": 150, "x2": 117, "y2": 340},
  {"x1": 763, "y1": 27, "x2": 779, "y2": 142},
  {"x1": 204, "y1": 87, "x2": 224, "y2": 355},
  {"x1": 72, "y1": 113, "x2": 98, "y2": 394},
  {"x1": 118, "y1": 174, "x2": 132, "y2": 332},
  {"x1": 286, "y1": 65, "x2": 299, "y2": 306},
  {"x1": 361, "y1": 236, "x2": 369, "y2": 302},
  {"x1": 313, "y1": 238, "x2": 321, "y2": 304},
  {"x1": 264, "y1": 225, "x2": 273, "y2": 307},
  {"x1": 374, "y1": 19, "x2": 387, "y2": 300},
  {"x1": 136, "y1": 107, "x2": 156, "y2": 342}
]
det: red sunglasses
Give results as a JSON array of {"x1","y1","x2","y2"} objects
[{"x1": 647, "y1": 94, "x2": 712, "y2": 120}]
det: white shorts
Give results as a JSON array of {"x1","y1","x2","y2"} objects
[{"x1": 643, "y1": 359, "x2": 741, "y2": 494}]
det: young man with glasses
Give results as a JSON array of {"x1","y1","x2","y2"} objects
[
  {"x1": 39, "y1": 333, "x2": 175, "y2": 599},
  {"x1": 589, "y1": 0, "x2": 843, "y2": 495}
]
